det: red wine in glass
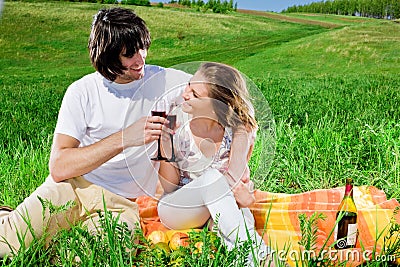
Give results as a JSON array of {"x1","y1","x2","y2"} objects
[
  {"x1": 151, "y1": 111, "x2": 167, "y2": 118},
  {"x1": 167, "y1": 114, "x2": 176, "y2": 129},
  {"x1": 151, "y1": 101, "x2": 168, "y2": 161},
  {"x1": 166, "y1": 114, "x2": 177, "y2": 162}
]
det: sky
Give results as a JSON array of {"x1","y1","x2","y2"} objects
[{"x1": 235, "y1": 0, "x2": 321, "y2": 12}]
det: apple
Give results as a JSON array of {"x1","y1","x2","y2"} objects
[
  {"x1": 194, "y1": 241, "x2": 203, "y2": 254},
  {"x1": 147, "y1": 230, "x2": 168, "y2": 244},
  {"x1": 169, "y1": 232, "x2": 189, "y2": 250},
  {"x1": 153, "y1": 242, "x2": 171, "y2": 255}
]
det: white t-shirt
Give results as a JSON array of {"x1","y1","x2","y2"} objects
[{"x1": 55, "y1": 65, "x2": 191, "y2": 198}]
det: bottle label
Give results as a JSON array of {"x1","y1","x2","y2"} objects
[
  {"x1": 346, "y1": 223, "x2": 357, "y2": 245},
  {"x1": 334, "y1": 222, "x2": 358, "y2": 248}
]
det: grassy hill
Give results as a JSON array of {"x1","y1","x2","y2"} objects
[{"x1": 0, "y1": 1, "x2": 399, "y2": 202}]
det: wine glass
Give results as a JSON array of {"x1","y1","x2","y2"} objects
[
  {"x1": 151, "y1": 99, "x2": 168, "y2": 161},
  {"x1": 166, "y1": 103, "x2": 178, "y2": 162}
]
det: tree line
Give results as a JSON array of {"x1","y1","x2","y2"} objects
[
  {"x1": 283, "y1": 0, "x2": 400, "y2": 19},
  {"x1": 7, "y1": 0, "x2": 237, "y2": 12},
  {"x1": 6, "y1": 0, "x2": 151, "y2": 6},
  {"x1": 169, "y1": 0, "x2": 237, "y2": 13}
]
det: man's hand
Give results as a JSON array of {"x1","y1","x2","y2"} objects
[
  {"x1": 50, "y1": 115, "x2": 169, "y2": 182},
  {"x1": 123, "y1": 116, "x2": 168, "y2": 148}
]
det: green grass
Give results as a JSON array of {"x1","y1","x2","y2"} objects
[
  {"x1": 0, "y1": 1, "x2": 399, "y2": 266},
  {"x1": 248, "y1": 75, "x2": 400, "y2": 197}
]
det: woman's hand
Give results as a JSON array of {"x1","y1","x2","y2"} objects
[
  {"x1": 229, "y1": 166, "x2": 256, "y2": 208},
  {"x1": 232, "y1": 180, "x2": 256, "y2": 208}
]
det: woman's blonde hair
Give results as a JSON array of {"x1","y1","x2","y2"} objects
[{"x1": 196, "y1": 62, "x2": 257, "y2": 131}]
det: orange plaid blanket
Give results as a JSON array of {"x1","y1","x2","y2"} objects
[{"x1": 135, "y1": 185, "x2": 400, "y2": 266}]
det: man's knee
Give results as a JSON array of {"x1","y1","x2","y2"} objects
[{"x1": 82, "y1": 208, "x2": 139, "y2": 235}]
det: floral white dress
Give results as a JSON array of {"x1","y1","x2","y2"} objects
[{"x1": 172, "y1": 109, "x2": 233, "y2": 187}]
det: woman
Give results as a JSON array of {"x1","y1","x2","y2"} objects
[{"x1": 157, "y1": 62, "x2": 273, "y2": 266}]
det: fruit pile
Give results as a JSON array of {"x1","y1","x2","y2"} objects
[
  {"x1": 148, "y1": 230, "x2": 192, "y2": 251},
  {"x1": 137, "y1": 228, "x2": 220, "y2": 266}
]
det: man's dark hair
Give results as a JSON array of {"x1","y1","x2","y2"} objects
[{"x1": 88, "y1": 7, "x2": 151, "y2": 81}]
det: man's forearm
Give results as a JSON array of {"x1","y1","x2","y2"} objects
[{"x1": 49, "y1": 131, "x2": 124, "y2": 182}]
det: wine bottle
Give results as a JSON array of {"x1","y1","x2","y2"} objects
[{"x1": 334, "y1": 178, "x2": 358, "y2": 249}]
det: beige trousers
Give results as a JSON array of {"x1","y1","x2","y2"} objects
[{"x1": 0, "y1": 176, "x2": 139, "y2": 257}]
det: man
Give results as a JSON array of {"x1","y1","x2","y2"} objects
[
  {"x1": 0, "y1": 7, "x2": 254, "y2": 257},
  {"x1": 0, "y1": 7, "x2": 190, "y2": 257}
]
